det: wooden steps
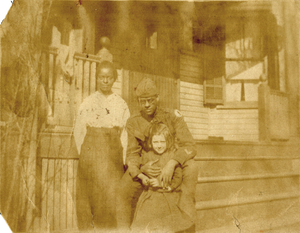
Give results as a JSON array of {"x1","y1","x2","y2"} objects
[{"x1": 194, "y1": 141, "x2": 300, "y2": 232}]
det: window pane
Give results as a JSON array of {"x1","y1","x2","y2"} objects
[
  {"x1": 226, "y1": 18, "x2": 262, "y2": 60},
  {"x1": 244, "y1": 20, "x2": 262, "y2": 59},
  {"x1": 226, "y1": 61, "x2": 263, "y2": 80}
]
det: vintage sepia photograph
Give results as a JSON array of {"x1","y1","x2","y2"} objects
[{"x1": 1, "y1": 0, "x2": 300, "y2": 232}]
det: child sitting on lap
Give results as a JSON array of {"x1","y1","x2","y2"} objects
[{"x1": 130, "y1": 123, "x2": 193, "y2": 233}]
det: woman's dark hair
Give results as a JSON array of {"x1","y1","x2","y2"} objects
[
  {"x1": 147, "y1": 123, "x2": 174, "y2": 152},
  {"x1": 96, "y1": 61, "x2": 118, "y2": 80}
]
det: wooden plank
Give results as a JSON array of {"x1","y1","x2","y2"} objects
[
  {"x1": 180, "y1": 75, "x2": 202, "y2": 85},
  {"x1": 180, "y1": 58, "x2": 202, "y2": 68},
  {"x1": 73, "y1": 160, "x2": 78, "y2": 228},
  {"x1": 122, "y1": 70, "x2": 130, "y2": 103},
  {"x1": 180, "y1": 69, "x2": 201, "y2": 78},
  {"x1": 74, "y1": 53, "x2": 101, "y2": 62},
  {"x1": 210, "y1": 123, "x2": 259, "y2": 130},
  {"x1": 269, "y1": 94, "x2": 289, "y2": 140},
  {"x1": 90, "y1": 62, "x2": 96, "y2": 94},
  {"x1": 180, "y1": 86, "x2": 203, "y2": 96},
  {"x1": 36, "y1": 157, "x2": 42, "y2": 217},
  {"x1": 210, "y1": 109, "x2": 259, "y2": 115},
  {"x1": 180, "y1": 54, "x2": 201, "y2": 66},
  {"x1": 180, "y1": 81, "x2": 202, "y2": 90},
  {"x1": 41, "y1": 159, "x2": 49, "y2": 231},
  {"x1": 209, "y1": 129, "x2": 259, "y2": 135},
  {"x1": 196, "y1": 192, "x2": 300, "y2": 210},
  {"x1": 180, "y1": 111, "x2": 209, "y2": 118},
  {"x1": 189, "y1": 128, "x2": 209, "y2": 135},
  {"x1": 72, "y1": 59, "x2": 79, "y2": 116},
  {"x1": 76, "y1": 59, "x2": 83, "y2": 104},
  {"x1": 66, "y1": 160, "x2": 74, "y2": 229},
  {"x1": 180, "y1": 50, "x2": 202, "y2": 58},
  {"x1": 180, "y1": 98, "x2": 203, "y2": 107},
  {"x1": 47, "y1": 159, "x2": 55, "y2": 231},
  {"x1": 209, "y1": 113, "x2": 259, "y2": 119},
  {"x1": 181, "y1": 105, "x2": 209, "y2": 113},
  {"x1": 180, "y1": 56, "x2": 201, "y2": 66},
  {"x1": 187, "y1": 122, "x2": 209, "y2": 129},
  {"x1": 117, "y1": 69, "x2": 123, "y2": 83},
  {"x1": 49, "y1": 54, "x2": 54, "y2": 113},
  {"x1": 60, "y1": 160, "x2": 67, "y2": 230},
  {"x1": 41, "y1": 52, "x2": 47, "y2": 86},
  {"x1": 83, "y1": 61, "x2": 90, "y2": 99},
  {"x1": 69, "y1": 59, "x2": 77, "y2": 123},
  {"x1": 209, "y1": 118, "x2": 258, "y2": 124},
  {"x1": 222, "y1": 135, "x2": 259, "y2": 142},
  {"x1": 180, "y1": 93, "x2": 203, "y2": 101},
  {"x1": 185, "y1": 117, "x2": 210, "y2": 124},
  {"x1": 193, "y1": 135, "x2": 209, "y2": 140},
  {"x1": 54, "y1": 159, "x2": 61, "y2": 231},
  {"x1": 180, "y1": 64, "x2": 202, "y2": 74}
]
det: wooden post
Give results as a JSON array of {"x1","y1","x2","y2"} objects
[
  {"x1": 258, "y1": 77, "x2": 271, "y2": 141},
  {"x1": 179, "y1": 2, "x2": 194, "y2": 52},
  {"x1": 283, "y1": 1, "x2": 300, "y2": 137}
]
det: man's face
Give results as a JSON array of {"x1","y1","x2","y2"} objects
[
  {"x1": 152, "y1": 134, "x2": 167, "y2": 154},
  {"x1": 96, "y1": 67, "x2": 115, "y2": 94},
  {"x1": 138, "y1": 96, "x2": 159, "y2": 116}
]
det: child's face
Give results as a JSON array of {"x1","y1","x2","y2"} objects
[{"x1": 152, "y1": 134, "x2": 167, "y2": 154}]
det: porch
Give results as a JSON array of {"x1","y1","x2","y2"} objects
[{"x1": 29, "y1": 43, "x2": 300, "y2": 232}]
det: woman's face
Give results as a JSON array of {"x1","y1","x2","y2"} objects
[
  {"x1": 96, "y1": 67, "x2": 115, "y2": 94},
  {"x1": 152, "y1": 134, "x2": 167, "y2": 154}
]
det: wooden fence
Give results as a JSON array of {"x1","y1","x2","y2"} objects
[{"x1": 37, "y1": 157, "x2": 78, "y2": 232}]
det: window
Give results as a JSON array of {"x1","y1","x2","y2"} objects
[
  {"x1": 193, "y1": 22, "x2": 225, "y2": 105},
  {"x1": 194, "y1": 11, "x2": 280, "y2": 105}
]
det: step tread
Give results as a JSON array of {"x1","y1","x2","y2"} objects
[{"x1": 196, "y1": 191, "x2": 300, "y2": 210}]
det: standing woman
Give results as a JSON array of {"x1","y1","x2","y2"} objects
[{"x1": 74, "y1": 61, "x2": 130, "y2": 231}]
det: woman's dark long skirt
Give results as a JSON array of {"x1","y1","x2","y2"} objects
[{"x1": 76, "y1": 127, "x2": 124, "y2": 231}]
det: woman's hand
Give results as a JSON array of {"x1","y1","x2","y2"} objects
[
  {"x1": 137, "y1": 173, "x2": 150, "y2": 186},
  {"x1": 140, "y1": 159, "x2": 161, "y2": 178}
]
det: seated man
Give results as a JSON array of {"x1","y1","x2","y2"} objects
[{"x1": 116, "y1": 77, "x2": 198, "y2": 232}]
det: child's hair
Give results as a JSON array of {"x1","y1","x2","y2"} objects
[{"x1": 147, "y1": 123, "x2": 174, "y2": 152}]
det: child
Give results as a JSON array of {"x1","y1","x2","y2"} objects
[{"x1": 130, "y1": 123, "x2": 193, "y2": 233}]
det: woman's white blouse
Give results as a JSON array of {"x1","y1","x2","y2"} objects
[{"x1": 74, "y1": 91, "x2": 130, "y2": 163}]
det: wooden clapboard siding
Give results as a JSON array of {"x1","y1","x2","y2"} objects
[
  {"x1": 180, "y1": 81, "x2": 209, "y2": 140},
  {"x1": 180, "y1": 51, "x2": 203, "y2": 85},
  {"x1": 179, "y1": 51, "x2": 209, "y2": 140},
  {"x1": 208, "y1": 109, "x2": 259, "y2": 141}
]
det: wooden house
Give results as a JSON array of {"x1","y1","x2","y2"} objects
[{"x1": 1, "y1": 0, "x2": 300, "y2": 232}]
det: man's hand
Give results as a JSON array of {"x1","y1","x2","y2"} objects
[
  {"x1": 140, "y1": 159, "x2": 161, "y2": 178},
  {"x1": 160, "y1": 159, "x2": 178, "y2": 188},
  {"x1": 149, "y1": 178, "x2": 161, "y2": 188},
  {"x1": 137, "y1": 173, "x2": 150, "y2": 186}
]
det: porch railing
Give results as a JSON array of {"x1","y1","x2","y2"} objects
[{"x1": 41, "y1": 48, "x2": 122, "y2": 127}]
